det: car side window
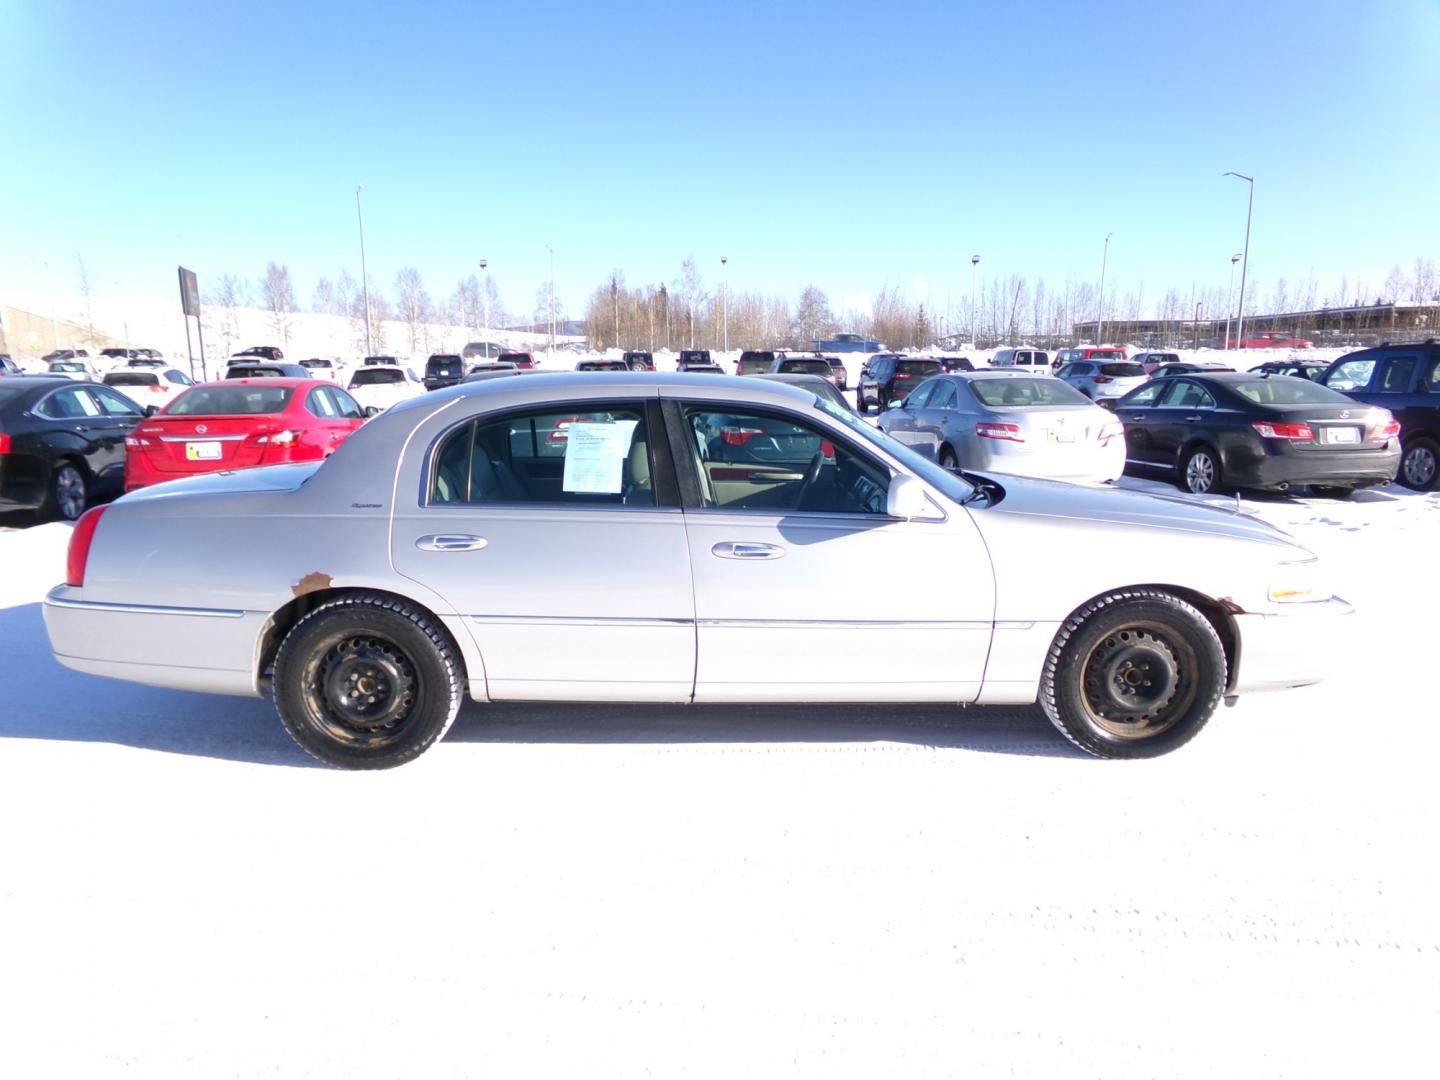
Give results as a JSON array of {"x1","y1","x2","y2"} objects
[
  {"x1": 1423, "y1": 357, "x2": 1440, "y2": 392},
  {"x1": 306, "y1": 387, "x2": 337, "y2": 417},
  {"x1": 37, "y1": 387, "x2": 102, "y2": 419},
  {"x1": 1379, "y1": 356, "x2": 1418, "y2": 393},
  {"x1": 1121, "y1": 382, "x2": 1165, "y2": 408},
  {"x1": 1324, "y1": 357, "x2": 1376, "y2": 391},
  {"x1": 929, "y1": 381, "x2": 958, "y2": 410},
  {"x1": 430, "y1": 404, "x2": 654, "y2": 507},
  {"x1": 1161, "y1": 381, "x2": 1215, "y2": 409},
  {"x1": 328, "y1": 387, "x2": 364, "y2": 419},
  {"x1": 90, "y1": 386, "x2": 143, "y2": 417},
  {"x1": 680, "y1": 405, "x2": 889, "y2": 515},
  {"x1": 906, "y1": 382, "x2": 937, "y2": 410},
  {"x1": 165, "y1": 370, "x2": 194, "y2": 386}
]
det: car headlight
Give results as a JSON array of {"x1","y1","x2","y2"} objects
[{"x1": 1268, "y1": 557, "x2": 1330, "y2": 604}]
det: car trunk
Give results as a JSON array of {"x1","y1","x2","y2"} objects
[
  {"x1": 992, "y1": 404, "x2": 1116, "y2": 444},
  {"x1": 1263, "y1": 403, "x2": 1395, "y2": 452},
  {"x1": 132, "y1": 415, "x2": 276, "y2": 474}
]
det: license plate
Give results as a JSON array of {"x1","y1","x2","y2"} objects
[
  {"x1": 1324, "y1": 427, "x2": 1359, "y2": 444},
  {"x1": 1046, "y1": 430, "x2": 1075, "y2": 444},
  {"x1": 185, "y1": 441, "x2": 222, "y2": 461}
]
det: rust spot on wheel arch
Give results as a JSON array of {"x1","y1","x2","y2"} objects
[{"x1": 292, "y1": 571, "x2": 334, "y2": 598}]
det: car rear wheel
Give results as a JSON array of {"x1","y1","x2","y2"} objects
[
  {"x1": 273, "y1": 594, "x2": 463, "y2": 769},
  {"x1": 1040, "y1": 589, "x2": 1226, "y2": 759},
  {"x1": 939, "y1": 446, "x2": 958, "y2": 470},
  {"x1": 42, "y1": 463, "x2": 89, "y2": 522},
  {"x1": 1399, "y1": 437, "x2": 1438, "y2": 491},
  {"x1": 1180, "y1": 446, "x2": 1221, "y2": 495}
]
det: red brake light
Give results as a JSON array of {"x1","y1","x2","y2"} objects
[
  {"x1": 1367, "y1": 419, "x2": 1400, "y2": 440},
  {"x1": 1252, "y1": 421, "x2": 1314, "y2": 440},
  {"x1": 1092, "y1": 375, "x2": 1114, "y2": 383},
  {"x1": 66, "y1": 505, "x2": 109, "y2": 587},
  {"x1": 0, "y1": 433, "x2": 10, "y2": 454},
  {"x1": 976, "y1": 422, "x2": 1024, "y2": 442},
  {"x1": 721, "y1": 426, "x2": 764, "y2": 446}
]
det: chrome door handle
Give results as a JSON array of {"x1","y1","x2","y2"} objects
[
  {"x1": 1184, "y1": 415, "x2": 1202, "y2": 422},
  {"x1": 712, "y1": 541, "x2": 784, "y2": 560},
  {"x1": 415, "y1": 534, "x2": 488, "y2": 552}
]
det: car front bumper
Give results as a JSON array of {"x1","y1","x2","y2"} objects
[{"x1": 1230, "y1": 596, "x2": 1354, "y2": 694}]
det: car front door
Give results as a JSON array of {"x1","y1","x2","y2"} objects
[
  {"x1": 391, "y1": 396, "x2": 695, "y2": 701},
  {"x1": 667, "y1": 395, "x2": 994, "y2": 703},
  {"x1": 1148, "y1": 380, "x2": 1217, "y2": 465},
  {"x1": 1113, "y1": 381, "x2": 1166, "y2": 466}
]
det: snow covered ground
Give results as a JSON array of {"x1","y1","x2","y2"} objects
[{"x1": 0, "y1": 482, "x2": 1436, "y2": 1079}]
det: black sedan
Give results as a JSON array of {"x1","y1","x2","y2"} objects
[
  {"x1": 1115, "y1": 372, "x2": 1401, "y2": 497},
  {"x1": 0, "y1": 376, "x2": 145, "y2": 520}
]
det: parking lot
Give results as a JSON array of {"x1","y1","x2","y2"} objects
[{"x1": 1, "y1": 478, "x2": 1435, "y2": 1079}]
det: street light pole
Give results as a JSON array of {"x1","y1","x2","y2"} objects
[
  {"x1": 356, "y1": 184, "x2": 372, "y2": 357},
  {"x1": 970, "y1": 254, "x2": 979, "y2": 348},
  {"x1": 1223, "y1": 172, "x2": 1254, "y2": 348},
  {"x1": 547, "y1": 245, "x2": 555, "y2": 358},
  {"x1": 721, "y1": 255, "x2": 728, "y2": 352},
  {"x1": 1097, "y1": 232, "x2": 1114, "y2": 344},
  {"x1": 1194, "y1": 301, "x2": 1203, "y2": 349},
  {"x1": 479, "y1": 259, "x2": 489, "y2": 341},
  {"x1": 1224, "y1": 253, "x2": 1241, "y2": 349}
]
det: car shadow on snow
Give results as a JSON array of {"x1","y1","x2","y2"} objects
[{"x1": 1, "y1": 603, "x2": 1082, "y2": 764}]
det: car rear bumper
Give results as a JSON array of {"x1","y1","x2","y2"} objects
[
  {"x1": 1226, "y1": 444, "x2": 1401, "y2": 489},
  {"x1": 1230, "y1": 596, "x2": 1353, "y2": 694},
  {"x1": 43, "y1": 584, "x2": 266, "y2": 696}
]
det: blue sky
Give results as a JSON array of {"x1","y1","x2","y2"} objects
[{"x1": 2, "y1": 0, "x2": 1437, "y2": 321}]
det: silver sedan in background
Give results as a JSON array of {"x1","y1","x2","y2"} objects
[
  {"x1": 878, "y1": 371, "x2": 1126, "y2": 482},
  {"x1": 1055, "y1": 358, "x2": 1151, "y2": 406}
]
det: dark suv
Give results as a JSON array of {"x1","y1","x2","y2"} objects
[
  {"x1": 621, "y1": 351, "x2": 654, "y2": 371},
  {"x1": 736, "y1": 350, "x2": 776, "y2": 375},
  {"x1": 856, "y1": 355, "x2": 944, "y2": 413},
  {"x1": 1320, "y1": 341, "x2": 1440, "y2": 489},
  {"x1": 423, "y1": 353, "x2": 466, "y2": 391},
  {"x1": 231, "y1": 345, "x2": 284, "y2": 362},
  {"x1": 677, "y1": 349, "x2": 714, "y2": 371}
]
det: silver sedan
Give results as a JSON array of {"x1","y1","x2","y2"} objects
[
  {"x1": 45, "y1": 373, "x2": 1349, "y2": 768},
  {"x1": 877, "y1": 371, "x2": 1126, "y2": 483}
]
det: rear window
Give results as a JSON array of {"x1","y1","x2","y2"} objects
[
  {"x1": 579, "y1": 361, "x2": 627, "y2": 371},
  {"x1": 1228, "y1": 379, "x2": 1353, "y2": 406},
  {"x1": 350, "y1": 369, "x2": 406, "y2": 386},
  {"x1": 104, "y1": 372, "x2": 159, "y2": 387},
  {"x1": 1101, "y1": 363, "x2": 1147, "y2": 377},
  {"x1": 896, "y1": 361, "x2": 943, "y2": 378},
  {"x1": 167, "y1": 386, "x2": 294, "y2": 415},
  {"x1": 777, "y1": 359, "x2": 832, "y2": 375},
  {"x1": 971, "y1": 379, "x2": 1091, "y2": 407},
  {"x1": 301, "y1": 359, "x2": 333, "y2": 368},
  {"x1": 226, "y1": 366, "x2": 287, "y2": 378},
  {"x1": 50, "y1": 362, "x2": 86, "y2": 371},
  {"x1": 1088, "y1": 350, "x2": 1126, "y2": 361}
]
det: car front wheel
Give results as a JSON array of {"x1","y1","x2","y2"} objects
[
  {"x1": 1399, "y1": 437, "x2": 1438, "y2": 491},
  {"x1": 1180, "y1": 446, "x2": 1221, "y2": 495},
  {"x1": 43, "y1": 463, "x2": 89, "y2": 521},
  {"x1": 1040, "y1": 589, "x2": 1227, "y2": 758},
  {"x1": 273, "y1": 594, "x2": 464, "y2": 769},
  {"x1": 939, "y1": 446, "x2": 959, "y2": 470}
]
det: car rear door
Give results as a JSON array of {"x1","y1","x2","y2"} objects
[
  {"x1": 391, "y1": 395, "x2": 696, "y2": 702},
  {"x1": 33, "y1": 385, "x2": 117, "y2": 484},
  {"x1": 667, "y1": 394, "x2": 993, "y2": 702}
]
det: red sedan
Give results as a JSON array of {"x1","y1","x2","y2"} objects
[{"x1": 124, "y1": 379, "x2": 366, "y2": 491}]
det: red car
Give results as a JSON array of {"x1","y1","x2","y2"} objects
[
  {"x1": 1230, "y1": 331, "x2": 1313, "y2": 350},
  {"x1": 497, "y1": 351, "x2": 538, "y2": 369},
  {"x1": 124, "y1": 379, "x2": 366, "y2": 491}
]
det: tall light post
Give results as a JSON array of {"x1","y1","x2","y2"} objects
[
  {"x1": 1193, "y1": 301, "x2": 1203, "y2": 349},
  {"x1": 1097, "y1": 231, "x2": 1114, "y2": 344},
  {"x1": 1223, "y1": 172, "x2": 1254, "y2": 348},
  {"x1": 1224, "y1": 252, "x2": 1241, "y2": 348},
  {"x1": 547, "y1": 245, "x2": 556, "y2": 357},
  {"x1": 479, "y1": 259, "x2": 489, "y2": 340},
  {"x1": 720, "y1": 255, "x2": 728, "y2": 352},
  {"x1": 611, "y1": 273, "x2": 620, "y2": 353},
  {"x1": 356, "y1": 184, "x2": 372, "y2": 356},
  {"x1": 970, "y1": 254, "x2": 979, "y2": 348}
]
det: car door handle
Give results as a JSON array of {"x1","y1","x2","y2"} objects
[
  {"x1": 415, "y1": 534, "x2": 488, "y2": 552},
  {"x1": 1184, "y1": 415, "x2": 1202, "y2": 422},
  {"x1": 711, "y1": 542, "x2": 785, "y2": 560}
]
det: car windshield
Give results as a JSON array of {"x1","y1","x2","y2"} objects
[
  {"x1": 104, "y1": 372, "x2": 158, "y2": 386},
  {"x1": 350, "y1": 369, "x2": 406, "y2": 386},
  {"x1": 1101, "y1": 363, "x2": 1146, "y2": 377},
  {"x1": 971, "y1": 378, "x2": 1090, "y2": 407},
  {"x1": 166, "y1": 386, "x2": 294, "y2": 415},
  {"x1": 301, "y1": 359, "x2": 332, "y2": 368},
  {"x1": 50, "y1": 362, "x2": 85, "y2": 371},
  {"x1": 777, "y1": 359, "x2": 831, "y2": 375},
  {"x1": 1228, "y1": 378, "x2": 1355, "y2": 406},
  {"x1": 814, "y1": 396, "x2": 976, "y2": 505}
]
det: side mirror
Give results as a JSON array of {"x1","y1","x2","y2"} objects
[
  {"x1": 144, "y1": 405, "x2": 160, "y2": 416},
  {"x1": 885, "y1": 474, "x2": 945, "y2": 521},
  {"x1": 886, "y1": 398, "x2": 904, "y2": 410},
  {"x1": 364, "y1": 405, "x2": 381, "y2": 418}
]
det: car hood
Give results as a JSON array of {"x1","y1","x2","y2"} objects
[
  {"x1": 976, "y1": 473, "x2": 1298, "y2": 549},
  {"x1": 119, "y1": 461, "x2": 324, "y2": 502}
]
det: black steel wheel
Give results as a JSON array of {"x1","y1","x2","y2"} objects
[
  {"x1": 273, "y1": 594, "x2": 463, "y2": 768},
  {"x1": 1040, "y1": 589, "x2": 1226, "y2": 758},
  {"x1": 1180, "y1": 445, "x2": 1221, "y2": 495},
  {"x1": 43, "y1": 463, "x2": 89, "y2": 522},
  {"x1": 1399, "y1": 437, "x2": 1438, "y2": 491}
]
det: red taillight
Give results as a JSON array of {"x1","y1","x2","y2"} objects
[
  {"x1": 149, "y1": 385, "x2": 166, "y2": 393},
  {"x1": 1092, "y1": 375, "x2": 1114, "y2": 384},
  {"x1": 976, "y1": 422, "x2": 1024, "y2": 442},
  {"x1": 721, "y1": 426, "x2": 764, "y2": 446},
  {"x1": 0, "y1": 433, "x2": 10, "y2": 454},
  {"x1": 66, "y1": 505, "x2": 109, "y2": 587},
  {"x1": 1252, "y1": 421, "x2": 1314, "y2": 440},
  {"x1": 1367, "y1": 419, "x2": 1401, "y2": 440}
]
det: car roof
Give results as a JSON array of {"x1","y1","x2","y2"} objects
[
  {"x1": 420, "y1": 370, "x2": 818, "y2": 411},
  {"x1": 195, "y1": 377, "x2": 312, "y2": 388}
]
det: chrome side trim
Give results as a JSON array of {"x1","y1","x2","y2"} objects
[
  {"x1": 44, "y1": 593, "x2": 246, "y2": 619},
  {"x1": 697, "y1": 618, "x2": 994, "y2": 629},
  {"x1": 468, "y1": 614, "x2": 692, "y2": 627}
]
